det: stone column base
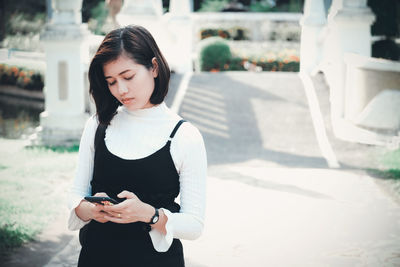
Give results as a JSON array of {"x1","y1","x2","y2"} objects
[{"x1": 30, "y1": 112, "x2": 90, "y2": 147}]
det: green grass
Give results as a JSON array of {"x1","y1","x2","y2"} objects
[
  {"x1": 368, "y1": 169, "x2": 400, "y2": 180},
  {"x1": 381, "y1": 148, "x2": 400, "y2": 173},
  {"x1": 373, "y1": 148, "x2": 400, "y2": 180},
  {"x1": 26, "y1": 144, "x2": 80, "y2": 153},
  {"x1": 0, "y1": 138, "x2": 78, "y2": 253},
  {"x1": 367, "y1": 148, "x2": 400, "y2": 197}
]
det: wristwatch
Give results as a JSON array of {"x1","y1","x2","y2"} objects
[{"x1": 149, "y1": 208, "x2": 159, "y2": 225}]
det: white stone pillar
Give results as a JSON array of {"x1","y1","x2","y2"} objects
[
  {"x1": 116, "y1": 0, "x2": 166, "y2": 65},
  {"x1": 36, "y1": 0, "x2": 90, "y2": 147},
  {"x1": 169, "y1": 0, "x2": 192, "y2": 15},
  {"x1": 300, "y1": 0, "x2": 327, "y2": 73},
  {"x1": 166, "y1": 0, "x2": 193, "y2": 72},
  {"x1": 116, "y1": 0, "x2": 193, "y2": 73},
  {"x1": 117, "y1": 0, "x2": 163, "y2": 31},
  {"x1": 323, "y1": 0, "x2": 375, "y2": 120}
]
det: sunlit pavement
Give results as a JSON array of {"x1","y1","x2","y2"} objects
[
  {"x1": 12, "y1": 72, "x2": 400, "y2": 266},
  {"x1": 178, "y1": 72, "x2": 400, "y2": 266},
  {"x1": 185, "y1": 166, "x2": 400, "y2": 266}
]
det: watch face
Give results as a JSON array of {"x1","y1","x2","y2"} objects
[{"x1": 152, "y1": 216, "x2": 159, "y2": 224}]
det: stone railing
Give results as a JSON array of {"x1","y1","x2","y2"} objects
[
  {"x1": 344, "y1": 53, "x2": 400, "y2": 133},
  {"x1": 191, "y1": 12, "x2": 302, "y2": 43}
]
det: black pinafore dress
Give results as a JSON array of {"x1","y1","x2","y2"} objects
[{"x1": 78, "y1": 120, "x2": 186, "y2": 267}]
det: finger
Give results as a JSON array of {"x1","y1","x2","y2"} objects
[
  {"x1": 106, "y1": 211, "x2": 125, "y2": 218},
  {"x1": 103, "y1": 210, "x2": 118, "y2": 216},
  {"x1": 102, "y1": 202, "x2": 124, "y2": 212},
  {"x1": 104, "y1": 214, "x2": 126, "y2": 224},
  {"x1": 92, "y1": 205, "x2": 101, "y2": 212},
  {"x1": 118, "y1": 190, "x2": 135, "y2": 199},
  {"x1": 98, "y1": 210, "x2": 113, "y2": 217},
  {"x1": 94, "y1": 217, "x2": 108, "y2": 223},
  {"x1": 103, "y1": 196, "x2": 135, "y2": 212},
  {"x1": 93, "y1": 205, "x2": 103, "y2": 212}
]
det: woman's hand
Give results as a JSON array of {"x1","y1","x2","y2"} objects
[
  {"x1": 75, "y1": 192, "x2": 110, "y2": 223},
  {"x1": 102, "y1": 190, "x2": 154, "y2": 224}
]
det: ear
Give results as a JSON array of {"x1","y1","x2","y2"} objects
[{"x1": 151, "y1": 57, "x2": 159, "y2": 78}]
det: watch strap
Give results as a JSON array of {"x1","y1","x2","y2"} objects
[{"x1": 149, "y1": 208, "x2": 159, "y2": 225}]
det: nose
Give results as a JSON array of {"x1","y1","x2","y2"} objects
[{"x1": 118, "y1": 81, "x2": 128, "y2": 95}]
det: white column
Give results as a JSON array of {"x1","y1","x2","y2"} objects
[
  {"x1": 300, "y1": 0, "x2": 327, "y2": 73},
  {"x1": 117, "y1": 0, "x2": 163, "y2": 28},
  {"x1": 169, "y1": 0, "x2": 192, "y2": 15},
  {"x1": 116, "y1": 0, "x2": 165, "y2": 64},
  {"x1": 36, "y1": 0, "x2": 90, "y2": 147},
  {"x1": 166, "y1": 0, "x2": 193, "y2": 73},
  {"x1": 115, "y1": 0, "x2": 193, "y2": 73},
  {"x1": 323, "y1": 0, "x2": 375, "y2": 121}
]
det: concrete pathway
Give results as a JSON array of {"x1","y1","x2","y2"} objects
[
  {"x1": 5, "y1": 72, "x2": 400, "y2": 266},
  {"x1": 178, "y1": 72, "x2": 400, "y2": 266}
]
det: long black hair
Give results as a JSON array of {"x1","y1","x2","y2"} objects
[{"x1": 88, "y1": 25, "x2": 170, "y2": 125}]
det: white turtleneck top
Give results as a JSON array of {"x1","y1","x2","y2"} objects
[{"x1": 68, "y1": 102, "x2": 207, "y2": 252}]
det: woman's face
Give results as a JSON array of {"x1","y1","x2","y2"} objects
[{"x1": 103, "y1": 53, "x2": 158, "y2": 111}]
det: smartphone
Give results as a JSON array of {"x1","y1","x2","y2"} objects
[{"x1": 84, "y1": 196, "x2": 120, "y2": 206}]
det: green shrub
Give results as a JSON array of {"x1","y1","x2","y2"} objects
[
  {"x1": 368, "y1": 0, "x2": 400, "y2": 61},
  {"x1": 273, "y1": 0, "x2": 303, "y2": 12},
  {"x1": 369, "y1": 0, "x2": 398, "y2": 37},
  {"x1": 200, "y1": 37, "x2": 232, "y2": 71},
  {"x1": 0, "y1": 0, "x2": 46, "y2": 41},
  {"x1": 198, "y1": 0, "x2": 229, "y2": 12},
  {"x1": 1, "y1": 13, "x2": 45, "y2": 51},
  {"x1": 7, "y1": 13, "x2": 45, "y2": 36},
  {"x1": 372, "y1": 39, "x2": 399, "y2": 60},
  {"x1": 82, "y1": 0, "x2": 104, "y2": 22},
  {"x1": 249, "y1": 0, "x2": 275, "y2": 12},
  {"x1": 227, "y1": 57, "x2": 246, "y2": 71},
  {"x1": 87, "y1": 1, "x2": 109, "y2": 35}
]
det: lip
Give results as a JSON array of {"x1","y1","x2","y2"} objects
[{"x1": 121, "y1": 97, "x2": 134, "y2": 104}]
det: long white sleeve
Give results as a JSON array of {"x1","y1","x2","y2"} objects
[
  {"x1": 149, "y1": 123, "x2": 207, "y2": 251},
  {"x1": 67, "y1": 102, "x2": 207, "y2": 252},
  {"x1": 68, "y1": 115, "x2": 98, "y2": 230}
]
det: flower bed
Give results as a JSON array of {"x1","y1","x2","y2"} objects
[
  {"x1": 0, "y1": 64, "x2": 44, "y2": 91},
  {"x1": 200, "y1": 27, "x2": 249, "y2": 41},
  {"x1": 211, "y1": 56, "x2": 299, "y2": 72},
  {"x1": 228, "y1": 56, "x2": 300, "y2": 72},
  {"x1": 199, "y1": 37, "x2": 300, "y2": 72}
]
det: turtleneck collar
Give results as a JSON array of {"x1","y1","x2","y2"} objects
[{"x1": 120, "y1": 102, "x2": 167, "y2": 118}]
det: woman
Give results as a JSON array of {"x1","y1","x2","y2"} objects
[{"x1": 68, "y1": 25, "x2": 207, "y2": 266}]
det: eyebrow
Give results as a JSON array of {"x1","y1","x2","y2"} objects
[{"x1": 104, "y1": 69, "x2": 132, "y2": 79}]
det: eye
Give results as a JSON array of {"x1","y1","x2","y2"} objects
[
  {"x1": 108, "y1": 80, "x2": 116, "y2": 86},
  {"x1": 124, "y1": 75, "x2": 134, "y2": 81}
]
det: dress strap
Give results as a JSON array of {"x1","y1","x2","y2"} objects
[
  {"x1": 94, "y1": 123, "x2": 107, "y2": 150},
  {"x1": 168, "y1": 119, "x2": 186, "y2": 140}
]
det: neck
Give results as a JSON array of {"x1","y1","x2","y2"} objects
[{"x1": 120, "y1": 102, "x2": 166, "y2": 118}]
